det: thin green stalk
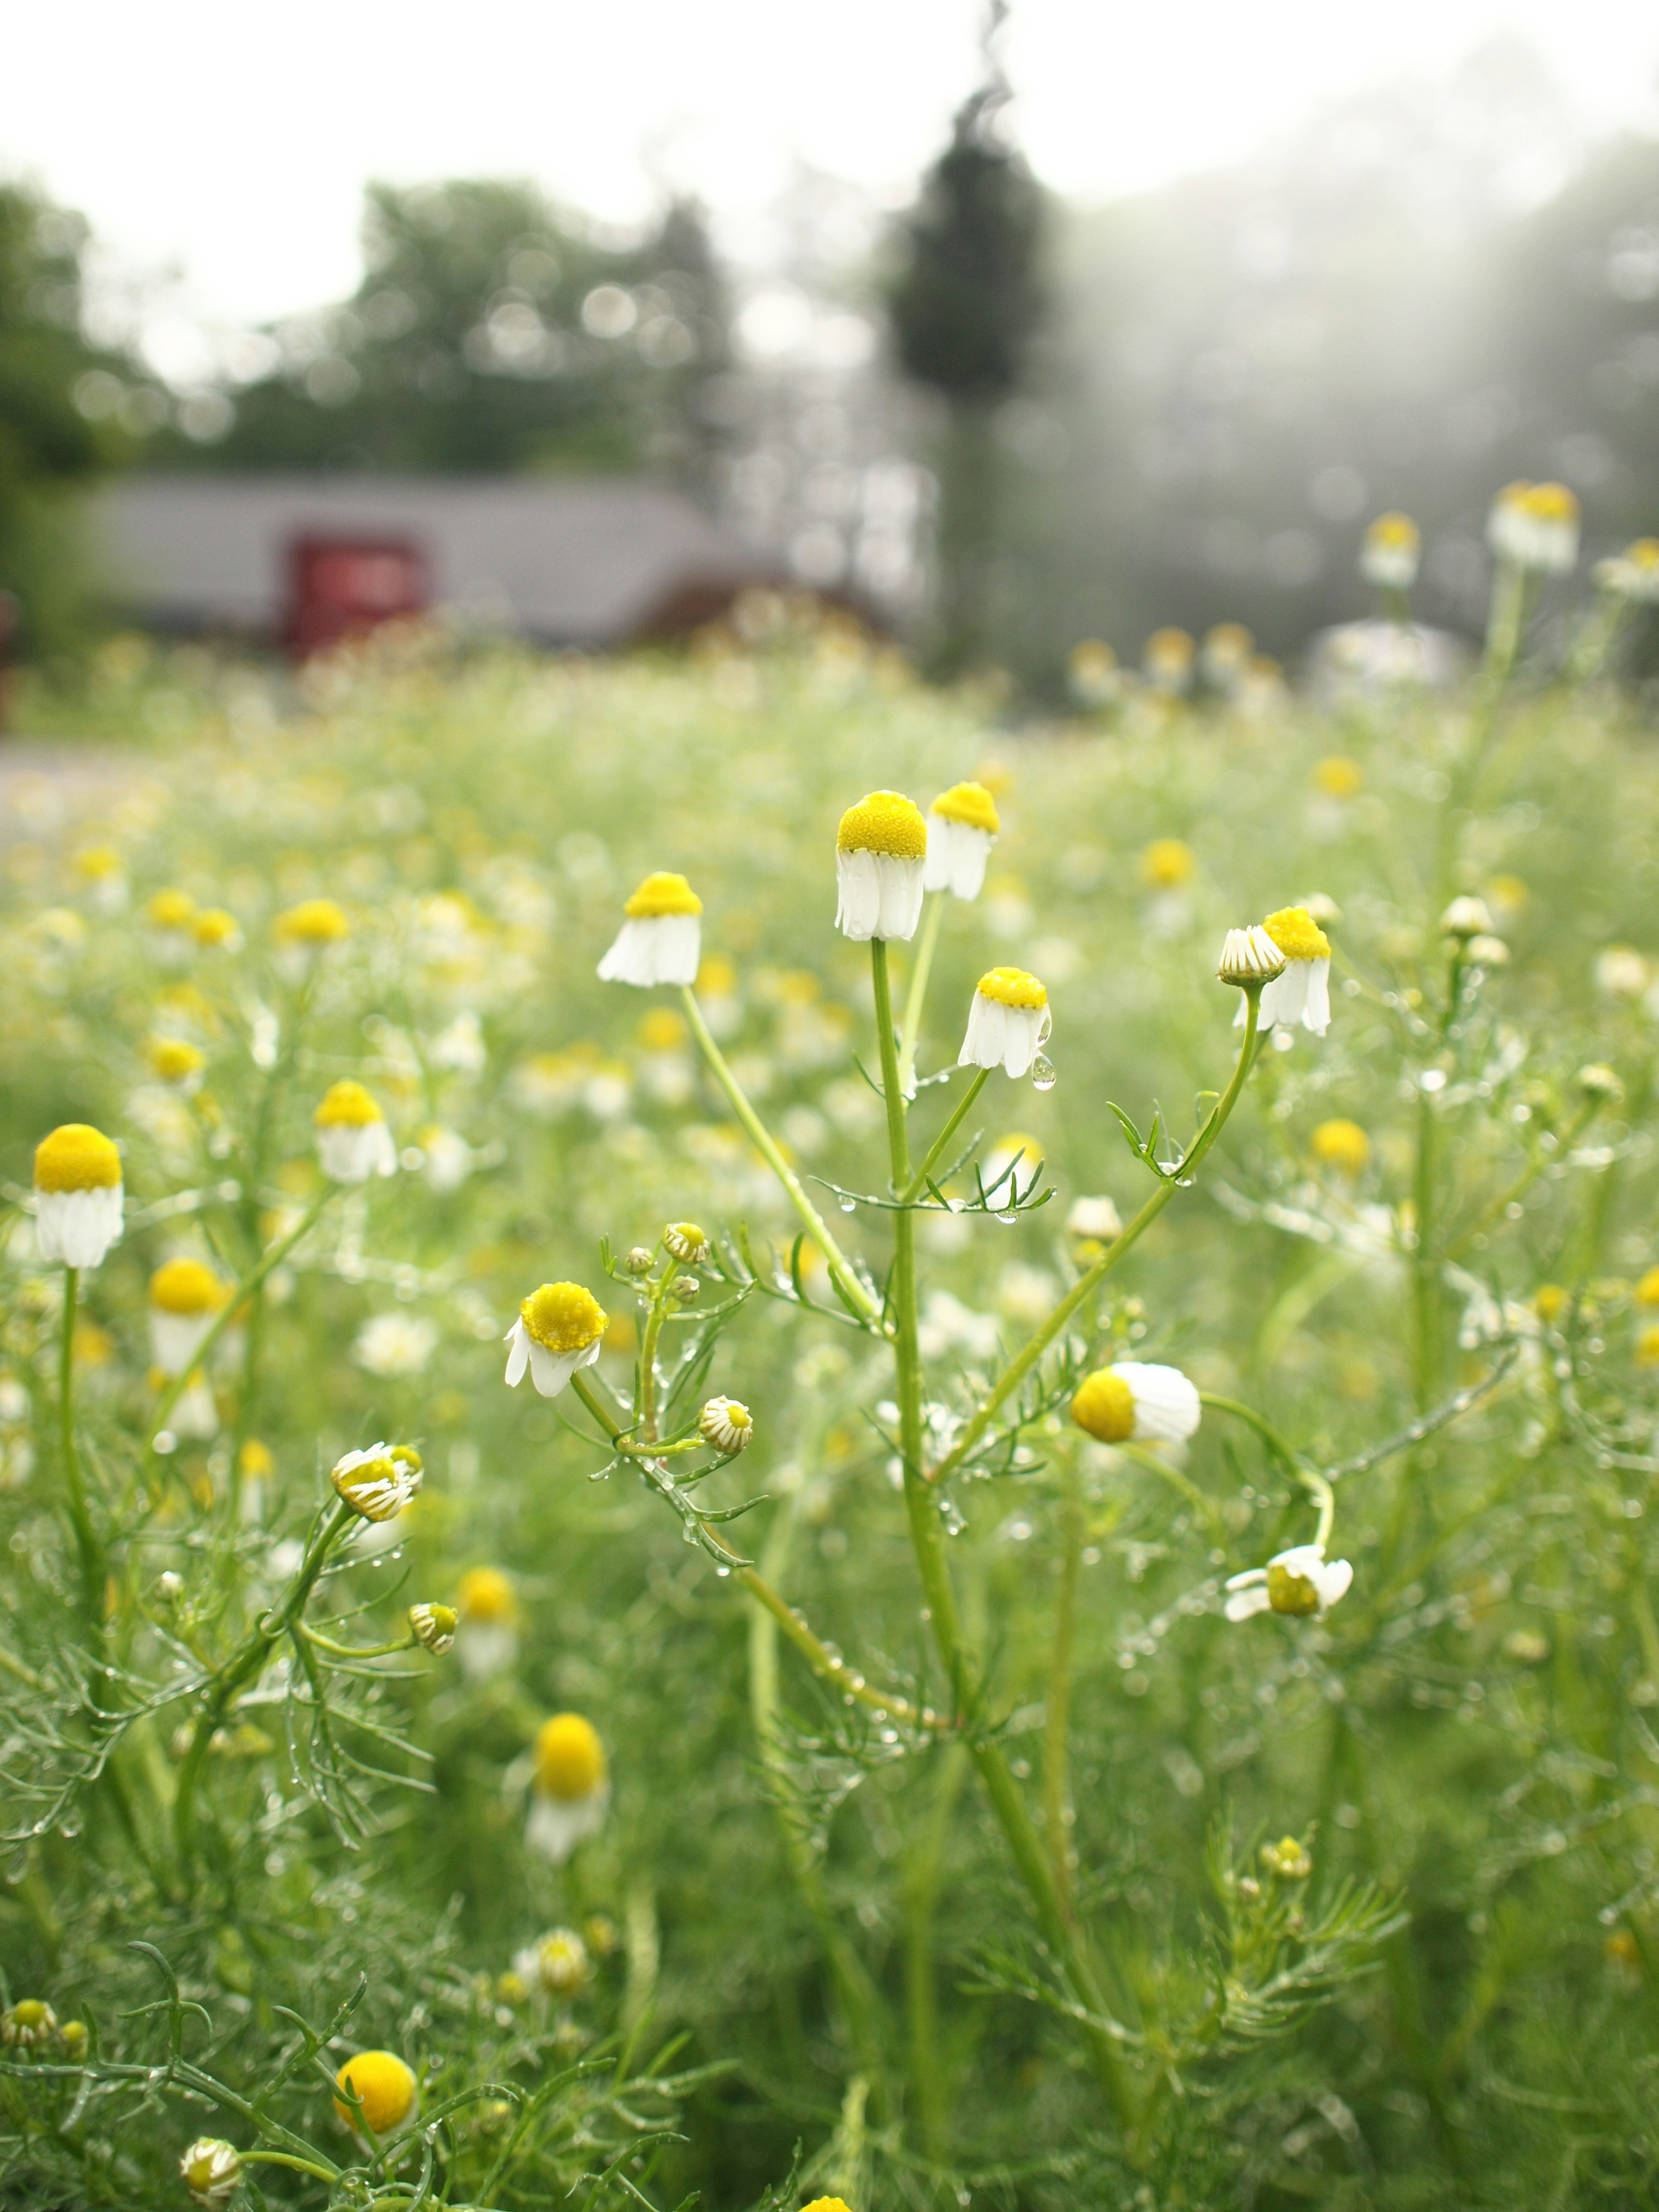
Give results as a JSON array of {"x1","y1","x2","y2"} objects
[
  {"x1": 173, "y1": 1498, "x2": 353, "y2": 1873},
  {"x1": 932, "y1": 988, "x2": 1263, "y2": 1486},
  {"x1": 149, "y1": 1182, "x2": 334, "y2": 1450},
  {"x1": 636, "y1": 1243, "x2": 677, "y2": 1444},
  {"x1": 57, "y1": 1266, "x2": 102, "y2": 1623},
  {"x1": 569, "y1": 1369, "x2": 936, "y2": 1728},
  {"x1": 871, "y1": 939, "x2": 1140, "y2": 2134},
  {"x1": 897, "y1": 889, "x2": 945, "y2": 1097},
  {"x1": 1044, "y1": 1469, "x2": 1083, "y2": 1916},
  {"x1": 1411, "y1": 1087, "x2": 1439, "y2": 1414},
  {"x1": 680, "y1": 985, "x2": 879, "y2": 1325},
  {"x1": 1199, "y1": 1392, "x2": 1334, "y2": 1547},
  {"x1": 902, "y1": 1742, "x2": 967, "y2": 2155},
  {"x1": 902, "y1": 1066, "x2": 990, "y2": 1203}
]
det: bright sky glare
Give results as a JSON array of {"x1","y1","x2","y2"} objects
[{"x1": 5, "y1": 0, "x2": 1659, "y2": 330}]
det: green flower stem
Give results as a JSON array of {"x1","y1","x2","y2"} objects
[
  {"x1": 295, "y1": 1623, "x2": 418, "y2": 1660},
  {"x1": 901, "y1": 1065, "x2": 991, "y2": 1203},
  {"x1": 872, "y1": 938, "x2": 1140, "y2": 2135},
  {"x1": 569, "y1": 1369, "x2": 934, "y2": 1729},
  {"x1": 932, "y1": 988, "x2": 1264, "y2": 1487},
  {"x1": 1119, "y1": 1442, "x2": 1228, "y2": 1539},
  {"x1": 1198, "y1": 1394, "x2": 1334, "y2": 1548},
  {"x1": 680, "y1": 985, "x2": 879, "y2": 1326},
  {"x1": 149, "y1": 1182, "x2": 336, "y2": 1452},
  {"x1": 173, "y1": 1498, "x2": 354, "y2": 1874},
  {"x1": 897, "y1": 888, "x2": 945, "y2": 1097},
  {"x1": 902, "y1": 1740, "x2": 968, "y2": 2155},
  {"x1": 1411, "y1": 1086, "x2": 1440, "y2": 1414},
  {"x1": 1442, "y1": 1095, "x2": 1603, "y2": 1263},
  {"x1": 636, "y1": 1241, "x2": 677, "y2": 1444},
  {"x1": 241, "y1": 2152, "x2": 342, "y2": 2183},
  {"x1": 1044, "y1": 1468, "x2": 1084, "y2": 1917},
  {"x1": 57, "y1": 1265, "x2": 102, "y2": 1624}
]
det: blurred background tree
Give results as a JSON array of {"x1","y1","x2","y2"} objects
[
  {"x1": 887, "y1": 0, "x2": 1044, "y2": 674},
  {"x1": 149, "y1": 179, "x2": 729, "y2": 481},
  {"x1": 0, "y1": 182, "x2": 131, "y2": 661}
]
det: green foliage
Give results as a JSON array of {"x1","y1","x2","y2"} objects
[
  {"x1": 3, "y1": 595, "x2": 1659, "y2": 2206},
  {"x1": 153, "y1": 180, "x2": 727, "y2": 479},
  {"x1": 0, "y1": 184, "x2": 129, "y2": 659}
]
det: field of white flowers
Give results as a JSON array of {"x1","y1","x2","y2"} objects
[{"x1": 5, "y1": 517, "x2": 1659, "y2": 2210}]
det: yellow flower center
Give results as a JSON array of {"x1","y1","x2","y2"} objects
[
  {"x1": 836, "y1": 791, "x2": 927, "y2": 859},
  {"x1": 240, "y1": 1439, "x2": 273, "y2": 1477},
  {"x1": 1071, "y1": 1370, "x2": 1135, "y2": 1443},
  {"x1": 315, "y1": 1080, "x2": 383, "y2": 1128},
  {"x1": 1266, "y1": 1561, "x2": 1321, "y2": 1616},
  {"x1": 458, "y1": 1566, "x2": 518, "y2": 1624},
  {"x1": 334, "y1": 2050, "x2": 416, "y2": 2134},
  {"x1": 276, "y1": 897, "x2": 349, "y2": 944},
  {"x1": 192, "y1": 908, "x2": 239, "y2": 946},
  {"x1": 624, "y1": 871, "x2": 702, "y2": 918},
  {"x1": 1205, "y1": 622, "x2": 1252, "y2": 659},
  {"x1": 34, "y1": 1123, "x2": 122, "y2": 1194},
  {"x1": 1313, "y1": 756, "x2": 1362, "y2": 798},
  {"x1": 1262, "y1": 906, "x2": 1331, "y2": 963},
  {"x1": 1629, "y1": 539, "x2": 1659, "y2": 573},
  {"x1": 521, "y1": 1282, "x2": 608, "y2": 1353},
  {"x1": 638, "y1": 1007, "x2": 688, "y2": 1051},
  {"x1": 977, "y1": 966, "x2": 1047, "y2": 1010},
  {"x1": 931, "y1": 780, "x2": 1001, "y2": 835},
  {"x1": 1367, "y1": 512, "x2": 1419, "y2": 551},
  {"x1": 535, "y1": 1711, "x2": 607, "y2": 1800},
  {"x1": 149, "y1": 1037, "x2": 206, "y2": 1082},
  {"x1": 73, "y1": 845, "x2": 121, "y2": 880},
  {"x1": 1145, "y1": 627, "x2": 1195, "y2": 666},
  {"x1": 1310, "y1": 1119, "x2": 1370, "y2": 1175},
  {"x1": 149, "y1": 1257, "x2": 227, "y2": 1315},
  {"x1": 146, "y1": 889, "x2": 195, "y2": 929},
  {"x1": 9, "y1": 2001, "x2": 51, "y2": 2031},
  {"x1": 697, "y1": 952, "x2": 737, "y2": 995},
  {"x1": 1522, "y1": 481, "x2": 1578, "y2": 525},
  {"x1": 1141, "y1": 838, "x2": 1194, "y2": 889},
  {"x1": 801, "y1": 2196, "x2": 856, "y2": 2212}
]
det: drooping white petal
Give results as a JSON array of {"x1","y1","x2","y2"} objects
[
  {"x1": 503, "y1": 1318, "x2": 531, "y2": 1387},
  {"x1": 597, "y1": 913, "x2": 701, "y2": 987},
  {"x1": 525, "y1": 1332, "x2": 603, "y2": 1399},
  {"x1": 875, "y1": 853, "x2": 925, "y2": 941},
  {"x1": 924, "y1": 815, "x2": 993, "y2": 899},
  {"x1": 834, "y1": 848, "x2": 881, "y2": 939},
  {"x1": 1223, "y1": 1573, "x2": 1271, "y2": 1622},
  {"x1": 1301, "y1": 957, "x2": 1331, "y2": 1036},
  {"x1": 526, "y1": 1784, "x2": 609, "y2": 1863},
  {"x1": 35, "y1": 1185, "x2": 124, "y2": 1270},
  {"x1": 1115, "y1": 1360, "x2": 1202, "y2": 1444}
]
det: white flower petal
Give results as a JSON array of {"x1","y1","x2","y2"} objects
[{"x1": 503, "y1": 1319, "x2": 530, "y2": 1387}]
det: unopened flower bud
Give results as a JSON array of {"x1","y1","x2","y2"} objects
[
  {"x1": 664, "y1": 1220, "x2": 710, "y2": 1264},
  {"x1": 699, "y1": 1396, "x2": 754, "y2": 1454},
  {"x1": 1440, "y1": 896, "x2": 1493, "y2": 939},
  {"x1": 332, "y1": 1443, "x2": 423, "y2": 1521},
  {"x1": 59, "y1": 2019, "x2": 87, "y2": 2059},
  {"x1": 154, "y1": 1570, "x2": 185, "y2": 1607},
  {"x1": 671, "y1": 1275, "x2": 700, "y2": 1303},
  {"x1": 410, "y1": 1602, "x2": 457, "y2": 1654},
  {"x1": 181, "y1": 2139, "x2": 242, "y2": 2208},
  {"x1": 0, "y1": 2000, "x2": 57, "y2": 2047},
  {"x1": 1578, "y1": 1063, "x2": 1624, "y2": 1103},
  {"x1": 1217, "y1": 926, "x2": 1286, "y2": 988},
  {"x1": 1465, "y1": 934, "x2": 1508, "y2": 968},
  {"x1": 625, "y1": 1247, "x2": 654, "y2": 1275},
  {"x1": 1260, "y1": 1835, "x2": 1313, "y2": 1880}
]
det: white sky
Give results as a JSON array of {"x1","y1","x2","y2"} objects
[{"x1": 5, "y1": 0, "x2": 1659, "y2": 334}]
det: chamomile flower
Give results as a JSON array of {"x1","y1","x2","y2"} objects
[
  {"x1": 1071, "y1": 1362, "x2": 1201, "y2": 1447},
  {"x1": 331, "y1": 1443, "x2": 423, "y2": 1522},
  {"x1": 504, "y1": 1282, "x2": 608, "y2": 1398},
  {"x1": 1488, "y1": 481, "x2": 1579, "y2": 575},
  {"x1": 516, "y1": 1928, "x2": 592, "y2": 1999},
  {"x1": 1144, "y1": 627, "x2": 1196, "y2": 693},
  {"x1": 924, "y1": 781, "x2": 1001, "y2": 900},
  {"x1": 457, "y1": 1565, "x2": 520, "y2": 1680},
  {"x1": 699, "y1": 1396, "x2": 754, "y2": 1453},
  {"x1": 409, "y1": 1602, "x2": 457, "y2": 1654},
  {"x1": 149, "y1": 1258, "x2": 229, "y2": 1376},
  {"x1": 834, "y1": 791, "x2": 927, "y2": 941},
  {"x1": 33, "y1": 1123, "x2": 124, "y2": 1269},
  {"x1": 191, "y1": 907, "x2": 242, "y2": 952},
  {"x1": 1224, "y1": 1543, "x2": 1353, "y2": 1621},
  {"x1": 147, "y1": 1036, "x2": 206, "y2": 1089},
  {"x1": 334, "y1": 2050, "x2": 417, "y2": 2137},
  {"x1": 1441, "y1": 896, "x2": 1493, "y2": 939},
  {"x1": 598, "y1": 871, "x2": 703, "y2": 987},
  {"x1": 1217, "y1": 926, "x2": 1286, "y2": 990},
  {"x1": 353, "y1": 1313, "x2": 438, "y2": 1378},
  {"x1": 1, "y1": 2000, "x2": 57, "y2": 2047},
  {"x1": 144, "y1": 888, "x2": 196, "y2": 963},
  {"x1": 1360, "y1": 512, "x2": 1421, "y2": 591},
  {"x1": 180, "y1": 2139, "x2": 242, "y2": 2207},
  {"x1": 664, "y1": 1220, "x2": 711, "y2": 1263},
  {"x1": 1311, "y1": 1119, "x2": 1370, "y2": 1176},
  {"x1": 1068, "y1": 638, "x2": 1120, "y2": 707},
  {"x1": 1065, "y1": 1194, "x2": 1122, "y2": 1249},
  {"x1": 1255, "y1": 907, "x2": 1332, "y2": 1036},
  {"x1": 959, "y1": 967, "x2": 1052, "y2": 1080},
  {"x1": 314, "y1": 1081, "x2": 397, "y2": 1183},
  {"x1": 527, "y1": 1711, "x2": 609, "y2": 1862},
  {"x1": 1596, "y1": 538, "x2": 1659, "y2": 602},
  {"x1": 1201, "y1": 622, "x2": 1253, "y2": 687}
]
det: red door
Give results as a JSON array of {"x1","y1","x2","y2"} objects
[{"x1": 287, "y1": 535, "x2": 427, "y2": 658}]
